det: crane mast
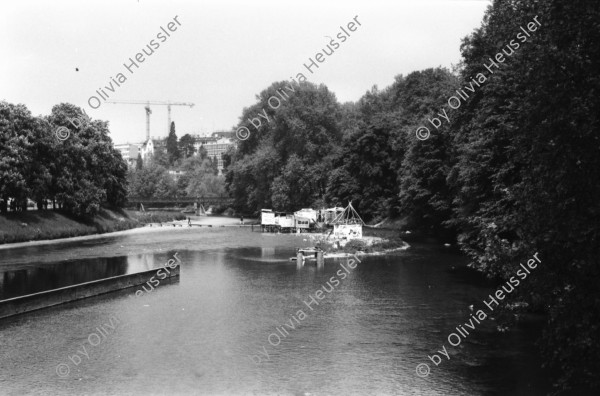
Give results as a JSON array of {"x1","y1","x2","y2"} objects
[{"x1": 106, "y1": 100, "x2": 195, "y2": 141}]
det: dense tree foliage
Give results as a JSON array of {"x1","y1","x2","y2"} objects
[
  {"x1": 225, "y1": 0, "x2": 599, "y2": 392},
  {"x1": 447, "y1": 0, "x2": 600, "y2": 393},
  {"x1": 0, "y1": 102, "x2": 127, "y2": 217},
  {"x1": 324, "y1": 70, "x2": 459, "y2": 230},
  {"x1": 127, "y1": 149, "x2": 224, "y2": 199},
  {"x1": 2, "y1": 0, "x2": 596, "y2": 390},
  {"x1": 135, "y1": 153, "x2": 143, "y2": 170},
  {"x1": 226, "y1": 81, "x2": 343, "y2": 212},
  {"x1": 127, "y1": 122, "x2": 226, "y2": 200},
  {"x1": 178, "y1": 133, "x2": 196, "y2": 158}
]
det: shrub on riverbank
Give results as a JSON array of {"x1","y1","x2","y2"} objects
[{"x1": 128, "y1": 211, "x2": 186, "y2": 224}]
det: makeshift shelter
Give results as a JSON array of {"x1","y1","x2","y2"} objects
[
  {"x1": 261, "y1": 209, "x2": 275, "y2": 226},
  {"x1": 331, "y1": 202, "x2": 364, "y2": 239},
  {"x1": 321, "y1": 207, "x2": 344, "y2": 224},
  {"x1": 294, "y1": 208, "x2": 317, "y2": 223},
  {"x1": 293, "y1": 208, "x2": 317, "y2": 230},
  {"x1": 277, "y1": 213, "x2": 295, "y2": 229}
]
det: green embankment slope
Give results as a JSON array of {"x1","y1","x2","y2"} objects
[{"x1": 0, "y1": 209, "x2": 185, "y2": 245}]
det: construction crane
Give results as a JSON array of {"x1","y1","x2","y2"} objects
[{"x1": 106, "y1": 100, "x2": 195, "y2": 141}]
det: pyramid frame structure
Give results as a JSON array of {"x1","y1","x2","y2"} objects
[{"x1": 331, "y1": 201, "x2": 365, "y2": 225}]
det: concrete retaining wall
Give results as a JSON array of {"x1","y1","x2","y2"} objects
[{"x1": 0, "y1": 265, "x2": 180, "y2": 319}]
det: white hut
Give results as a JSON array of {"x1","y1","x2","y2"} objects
[{"x1": 331, "y1": 202, "x2": 364, "y2": 239}]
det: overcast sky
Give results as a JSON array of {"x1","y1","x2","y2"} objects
[{"x1": 1, "y1": 0, "x2": 489, "y2": 144}]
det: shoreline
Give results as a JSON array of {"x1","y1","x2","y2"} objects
[
  {"x1": 0, "y1": 226, "x2": 151, "y2": 251},
  {"x1": 0, "y1": 216, "x2": 257, "y2": 251},
  {"x1": 0, "y1": 218, "x2": 409, "y2": 254},
  {"x1": 0, "y1": 208, "x2": 258, "y2": 249},
  {"x1": 0, "y1": 209, "x2": 187, "y2": 247},
  {"x1": 323, "y1": 243, "x2": 410, "y2": 259}
]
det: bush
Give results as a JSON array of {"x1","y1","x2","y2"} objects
[
  {"x1": 343, "y1": 239, "x2": 370, "y2": 252},
  {"x1": 223, "y1": 207, "x2": 235, "y2": 216},
  {"x1": 131, "y1": 211, "x2": 186, "y2": 224}
]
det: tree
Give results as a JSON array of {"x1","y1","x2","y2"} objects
[
  {"x1": 226, "y1": 81, "x2": 343, "y2": 214},
  {"x1": 103, "y1": 148, "x2": 128, "y2": 207},
  {"x1": 448, "y1": 0, "x2": 600, "y2": 392},
  {"x1": 323, "y1": 69, "x2": 458, "y2": 224},
  {"x1": 183, "y1": 155, "x2": 225, "y2": 197},
  {"x1": 136, "y1": 153, "x2": 143, "y2": 170},
  {"x1": 198, "y1": 145, "x2": 208, "y2": 160},
  {"x1": 395, "y1": 69, "x2": 458, "y2": 235},
  {"x1": 0, "y1": 101, "x2": 128, "y2": 217},
  {"x1": 325, "y1": 114, "x2": 400, "y2": 221},
  {"x1": 127, "y1": 162, "x2": 169, "y2": 198},
  {"x1": 46, "y1": 103, "x2": 127, "y2": 216},
  {"x1": 28, "y1": 117, "x2": 55, "y2": 210},
  {"x1": 154, "y1": 174, "x2": 177, "y2": 199},
  {"x1": 221, "y1": 145, "x2": 235, "y2": 173},
  {"x1": 0, "y1": 102, "x2": 35, "y2": 212},
  {"x1": 151, "y1": 143, "x2": 170, "y2": 168},
  {"x1": 166, "y1": 121, "x2": 180, "y2": 165},
  {"x1": 179, "y1": 133, "x2": 196, "y2": 158}
]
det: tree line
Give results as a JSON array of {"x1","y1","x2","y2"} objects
[
  {"x1": 0, "y1": 102, "x2": 127, "y2": 217},
  {"x1": 225, "y1": 0, "x2": 599, "y2": 393},
  {"x1": 0, "y1": 101, "x2": 227, "y2": 216}
]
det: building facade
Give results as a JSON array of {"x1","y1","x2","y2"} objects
[
  {"x1": 190, "y1": 131, "x2": 236, "y2": 174},
  {"x1": 113, "y1": 143, "x2": 141, "y2": 167},
  {"x1": 113, "y1": 131, "x2": 235, "y2": 172},
  {"x1": 203, "y1": 137, "x2": 234, "y2": 172}
]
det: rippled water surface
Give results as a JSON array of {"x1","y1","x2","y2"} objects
[{"x1": 0, "y1": 225, "x2": 550, "y2": 395}]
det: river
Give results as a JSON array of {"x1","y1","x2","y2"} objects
[{"x1": 0, "y1": 225, "x2": 551, "y2": 395}]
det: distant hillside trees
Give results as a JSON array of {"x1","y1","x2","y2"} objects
[
  {"x1": 0, "y1": 101, "x2": 127, "y2": 217},
  {"x1": 127, "y1": 151, "x2": 224, "y2": 199},
  {"x1": 128, "y1": 127, "x2": 227, "y2": 200}
]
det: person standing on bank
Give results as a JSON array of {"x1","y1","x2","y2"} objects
[{"x1": 240, "y1": 215, "x2": 244, "y2": 225}]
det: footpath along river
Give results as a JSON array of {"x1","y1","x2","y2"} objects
[{"x1": 0, "y1": 222, "x2": 551, "y2": 395}]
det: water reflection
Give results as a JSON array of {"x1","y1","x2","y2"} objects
[
  {"x1": 0, "y1": 229, "x2": 552, "y2": 395},
  {"x1": 0, "y1": 253, "x2": 172, "y2": 300},
  {"x1": 260, "y1": 247, "x2": 275, "y2": 258}
]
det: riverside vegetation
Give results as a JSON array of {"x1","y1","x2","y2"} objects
[
  {"x1": 225, "y1": 1, "x2": 599, "y2": 393},
  {"x1": 1, "y1": 0, "x2": 597, "y2": 392}
]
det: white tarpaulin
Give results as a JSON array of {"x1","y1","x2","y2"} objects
[{"x1": 333, "y1": 223, "x2": 363, "y2": 239}]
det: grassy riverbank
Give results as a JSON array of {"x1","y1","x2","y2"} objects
[{"x1": 0, "y1": 209, "x2": 186, "y2": 245}]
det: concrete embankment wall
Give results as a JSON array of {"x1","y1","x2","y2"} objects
[{"x1": 0, "y1": 266, "x2": 180, "y2": 319}]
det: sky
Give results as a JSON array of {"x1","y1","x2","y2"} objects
[{"x1": 1, "y1": 0, "x2": 489, "y2": 144}]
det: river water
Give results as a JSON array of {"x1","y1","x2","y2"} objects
[{"x1": 0, "y1": 225, "x2": 550, "y2": 395}]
